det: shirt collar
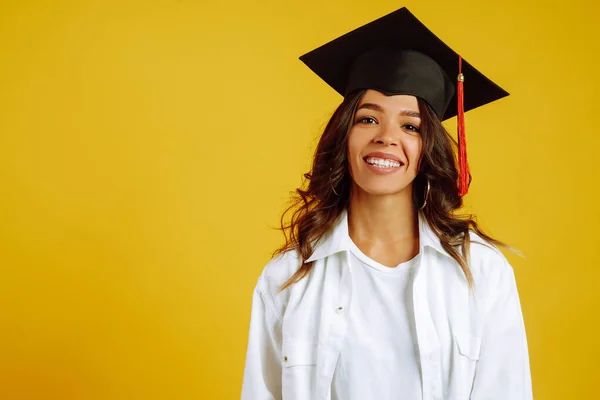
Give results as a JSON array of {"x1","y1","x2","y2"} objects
[{"x1": 305, "y1": 208, "x2": 452, "y2": 263}]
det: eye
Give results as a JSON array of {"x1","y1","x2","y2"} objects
[
  {"x1": 403, "y1": 124, "x2": 421, "y2": 133},
  {"x1": 357, "y1": 116, "x2": 377, "y2": 124}
]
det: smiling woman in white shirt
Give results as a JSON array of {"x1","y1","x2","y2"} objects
[{"x1": 242, "y1": 7, "x2": 533, "y2": 400}]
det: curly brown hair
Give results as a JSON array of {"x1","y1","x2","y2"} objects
[{"x1": 273, "y1": 89, "x2": 508, "y2": 292}]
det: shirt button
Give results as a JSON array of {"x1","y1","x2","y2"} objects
[
  {"x1": 283, "y1": 356, "x2": 288, "y2": 362},
  {"x1": 336, "y1": 306, "x2": 343, "y2": 315}
]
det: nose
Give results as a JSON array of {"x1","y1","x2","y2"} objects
[{"x1": 372, "y1": 123, "x2": 400, "y2": 147}]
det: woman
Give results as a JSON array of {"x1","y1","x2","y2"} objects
[{"x1": 242, "y1": 7, "x2": 532, "y2": 400}]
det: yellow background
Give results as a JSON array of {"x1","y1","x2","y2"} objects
[{"x1": 0, "y1": 0, "x2": 598, "y2": 398}]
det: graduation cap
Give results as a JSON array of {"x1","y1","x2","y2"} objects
[{"x1": 299, "y1": 7, "x2": 509, "y2": 196}]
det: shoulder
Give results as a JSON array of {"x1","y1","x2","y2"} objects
[
  {"x1": 256, "y1": 248, "x2": 303, "y2": 294},
  {"x1": 466, "y1": 230, "x2": 518, "y2": 297},
  {"x1": 253, "y1": 248, "x2": 303, "y2": 318}
]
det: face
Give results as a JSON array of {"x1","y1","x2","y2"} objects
[{"x1": 347, "y1": 89, "x2": 423, "y2": 196}]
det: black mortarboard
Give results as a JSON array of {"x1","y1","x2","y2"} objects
[{"x1": 298, "y1": 7, "x2": 509, "y2": 196}]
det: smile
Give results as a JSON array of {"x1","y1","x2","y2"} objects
[{"x1": 364, "y1": 156, "x2": 403, "y2": 168}]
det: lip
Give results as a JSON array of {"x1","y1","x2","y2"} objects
[
  {"x1": 363, "y1": 152, "x2": 405, "y2": 165},
  {"x1": 362, "y1": 152, "x2": 404, "y2": 175}
]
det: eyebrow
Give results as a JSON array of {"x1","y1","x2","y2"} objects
[{"x1": 357, "y1": 102, "x2": 421, "y2": 118}]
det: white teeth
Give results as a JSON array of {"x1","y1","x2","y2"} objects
[{"x1": 365, "y1": 157, "x2": 401, "y2": 168}]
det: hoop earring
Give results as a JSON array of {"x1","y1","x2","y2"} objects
[
  {"x1": 419, "y1": 179, "x2": 430, "y2": 211},
  {"x1": 330, "y1": 167, "x2": 339, "y2": 196},
  {"x1": 332, "y1": 186, "x2": 339, "y2": 196}
]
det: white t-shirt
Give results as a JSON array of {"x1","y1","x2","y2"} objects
[{"x1": 331, "y1": 238, "x2": 422, "y2": 400}]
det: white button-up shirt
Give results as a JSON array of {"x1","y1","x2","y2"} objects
[{"x1": 241, "y1": 209, "x2": 533, "y2": 399}]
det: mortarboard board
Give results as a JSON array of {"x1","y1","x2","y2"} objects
[{"x1": 298, "y1": 7, "x2": 509, "y2": 196}]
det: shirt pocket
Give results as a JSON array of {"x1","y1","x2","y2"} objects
[
  {"x1": 454, "y1": 333, "x2": 481, "y2": 361},
  {"x1": 454, "y1": 333, "x2": 481, "y2": 397},
  {"x1": 281, "y1": 340, "x2": 318, "y2": 400}
]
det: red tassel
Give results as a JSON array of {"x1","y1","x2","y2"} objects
[{"x1": 457, "y1": 55, "x2": 471, "y2": 197}]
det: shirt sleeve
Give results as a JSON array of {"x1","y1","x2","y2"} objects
[
  {"x1": 241, "y1": 275, "x2": 283, "y2": 400},
  {"x1": 470, "y1": 258, "x2": 533, "y2": 399}
]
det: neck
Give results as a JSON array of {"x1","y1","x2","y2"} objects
[{"x1": 347, "y1": 184, "x2": 419, "y2": 248}]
